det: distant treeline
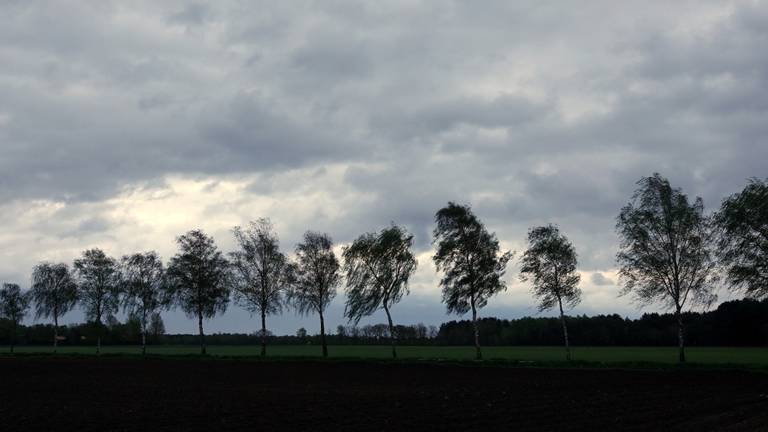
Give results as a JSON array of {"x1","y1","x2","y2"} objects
[
  {"x1": 3, "y1": 299, "x2": 766, "y2": 347},
  {"x1": 0, "y1": 318, "x2": 438, "y2": 347},
  {"x1": 436, "y1": 299, "x2": 768, "y2": 347},
  {"x1": 0, "y1": 316, "x2": 163, "y2": 347}
]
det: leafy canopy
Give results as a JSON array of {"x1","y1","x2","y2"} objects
[
  {"x1": 290, "y1": 231, "x2": 340, "y2": 316},
  {"x1": 520, "y1": 224, "x2": 582, "y2": 312},
  {"x1": 121, "y1": 251, "x2": 167, "y2": 324},
  {"x1": 616, "y1": 173, "x2": 717, "y2": 311},
  {"x1": 0, "y1": 283, "x2": 31, "y2": 323},
  {"x1": 230, "y1": 218, "x2": 292, "y2": 316},
  {"x1": 30, "y1": 262, "x2": 78, "y2": 321},
  {"x1": 433, "y1": 202, "x2": 514, "y2": 315},
  {"x1": 166, "y1": 229, "x2": 231, "y2": 319},
  {"x1": 73, "y1": 248, "x2": 121, "y2": 323},
  {"x1": 343, "y1": 224, "x2": 417, "y2": 323},
  {"x1": 714, "y1": 178, "x2": 768, "y2": 298}
]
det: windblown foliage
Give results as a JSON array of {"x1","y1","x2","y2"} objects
[
  {"x1": 74, "y1": 248, "x2": 121, "y2": 353},
  {"x1": 520, "y1": 224, "x2": 581, "y2": 360},
  {"x1": 230, "y1": 218, "x2": 293, "y2": 356},
  {"x1": 30, "y1": 262, "x2": 78, "y2": 351},
  {"x1": 715, "y1": 178, "x2": 768, "y2": 298},
  {"x1": 290, "y1": 231, "x2": 340, "y2": 357},
  {"x1": 121, "y1": 251, "x2": 168, "y2": 354},
  {"x1": 343, "y1": 224, "x2": 417, "y2": 358},
  {"x1": 433, "y1": 202, "x2": 513, "y2": 359},
  {"x1": 616, "y1": 173, "x2": 717, "y2": 362},
  {"x1": 0, "y1": 283, "x2": 31, "y2": 353}
]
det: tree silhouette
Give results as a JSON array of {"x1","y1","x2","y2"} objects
[
  {"x1": 432, "y1": 202, "x2": 514, "y2": 360},
  {"x1": 714, "y1": 178, "x2": 768, "y2": 299},
  {"x1": 520, "y1": 224, "x2": 581, "y2": 361},
  {"x1": 121, "y1": 251, "x2": 168, "y2": 355},
  {"x1": 166, "y1": 230, "x2": 231, "y2": 355},
  {"x1": 343, "y1": 224, "x2": 417, "y2": 358},
  {"x1": 74, "y1": 248, "x2": 120, "y2": 354},
  {"x1": 617, "y1": 173, "x2": 717, "y2": 362},
  {"x1": 230, "y1": 218, "x2": 292, "y2": 357},
  {"x1": 30, "y1": 262, "x2": 78, "y2": 352},
  {"x1": 290, "y1": 231, "x2": 340, "y2": 357},
  {"x1": 0, "y1": 283, "x2": 31, "y2": 353}
]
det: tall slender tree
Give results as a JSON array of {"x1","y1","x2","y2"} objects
[
  {"x1": 343, "y1": 224, "x2": 417, "y2": 358},
  {"x1": 30, "y1": 263, "x2": 78, "y2": 352},
  {"x1": 616, "y1": 173, "x2": 717, "y2": 363},
  {"x1": 121, "y1": 251, "x2": 167, "y2": 355},
  {"x1": 432, "y1": 202, "x2": 514, "y2": 360},
  {"x1": 520, "y1": 224, "x2": 581, "y2": 361},
  {"x1": 74, "y1": 248, "x2": 120, "y2": 354},
  {"x1": 230, "y1": 218, "x2": 293, "y2": 357},
  {"x1": 0, "y1": 283, "x2": 31, "y2": 354},
  {"x1": 290, "y1": 231, "x2": 340, "y2": 358},
  {"x1": 166, "y1": 229, "x2": 231, "y2": 355},
  {"x1": 714, "y1": 178, "x2": 768, "y2": 299}
]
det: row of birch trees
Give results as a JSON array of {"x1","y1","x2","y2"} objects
[{"x1": 1, "y1": 174, "x2": 766, "y2": 362}]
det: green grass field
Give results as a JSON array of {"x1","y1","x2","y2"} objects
[{"x1": 3, "y1": 344, "x2": 768, "y2": 365}]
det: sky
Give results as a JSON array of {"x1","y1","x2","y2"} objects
[{"x1": 1, "y1": 1, "x2": 766, "y2": 335}]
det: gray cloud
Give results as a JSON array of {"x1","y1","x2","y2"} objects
[
  {"x1": 1, "y1": 0, "x2": 766, "y2": 333},
  {"x1": 591, "y1": 273, "x2": 615, "y2": 287},
  {"x1": 63, "y1": 217, "x2": 113, "y2": 239},
  {"x1": 167, "y1": 3, "x2": 211, "y2": 27}
]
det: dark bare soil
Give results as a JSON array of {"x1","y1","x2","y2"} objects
[{"x1": 2, "y1": 358, "x2": 768, "y2": 431}]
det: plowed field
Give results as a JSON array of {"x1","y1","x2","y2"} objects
[{"x1": 2, "y1": 358, "x2": 767, "y2": 431}]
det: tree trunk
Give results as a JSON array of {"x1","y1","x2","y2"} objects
[
  {"x1": 96, "y1": 316, "x2": 102, "y2": 356},
  {"x1": 471, "y1": 300, "x2": 481, "y2": 360},
  {"x1": 198, "y1": 312, "x2": 206, "y2": 355},
  {"x1": 53, "y1": 314, "x2": 59, "y2": 353},
  {"x1": 676, "y1": 307, "x2": 686, "y2": 363},
  {"x1": 383, "y1": 303, "x2": 397, "y2": 359},
  {"x1": 142, "y1": 311, "x2": 148, "y2": 356},
  {"x1": 10, "y1": 320, "x2": 16, "y2": 354},
  {"x1": 558, "y1": 298, "x2": 571, "y2": 361},
  {"x1": 319, "y1": 311, "x2": 328, "y2": 358},
  {"x1": 260, "y1": 311, "x2": 267, "y2": 357}
]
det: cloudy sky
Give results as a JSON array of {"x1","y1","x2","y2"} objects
[{"x1": 1, "y1": 1, "x2": 766, "y2": 335}]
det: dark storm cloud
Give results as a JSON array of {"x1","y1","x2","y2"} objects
[{"x1": 370, "y1": 94, "x2": 551, "y2": 142}]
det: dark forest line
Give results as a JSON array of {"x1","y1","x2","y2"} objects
[{"x1": 3, "y1": 298, "x2": 766, "y2": 348}]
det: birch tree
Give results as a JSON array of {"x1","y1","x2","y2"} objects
[
  {"x1": 289, "y1": 231, "x2": 340, "y2": 358},
  {"x1": 616, "y1": 173, "x2": 717, "y2": 362},
  {"x1": 121, "y1": 251, "x2": 167, "y2": 355},
  {"x1": 343, "y1": 224, "x2": 417, "y2": 358},
  {"x1": 74, "y1": 248, "x2": 120, "y2": 354},
  {"x1": 230, "y1": 218, "x2": 293, "y2": 357},
  {"x1": 0, "y1": 283, "x2": 31, "y2": 353},
  {"x1": 166, "y1": 229, "x2": 231, "y2": 355},
  {"x1": 714, "y1": 178, "x2": 768, "y2": 299},
  {"x1": 432, "y1": 202, "x2": 513, "y2": 360},
  {"x1": 30, "y1": 263, "x2": 78, "y2": 352},
  {"x1": 520, "y1": 224, "x2": 581, "y2": 361}
]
